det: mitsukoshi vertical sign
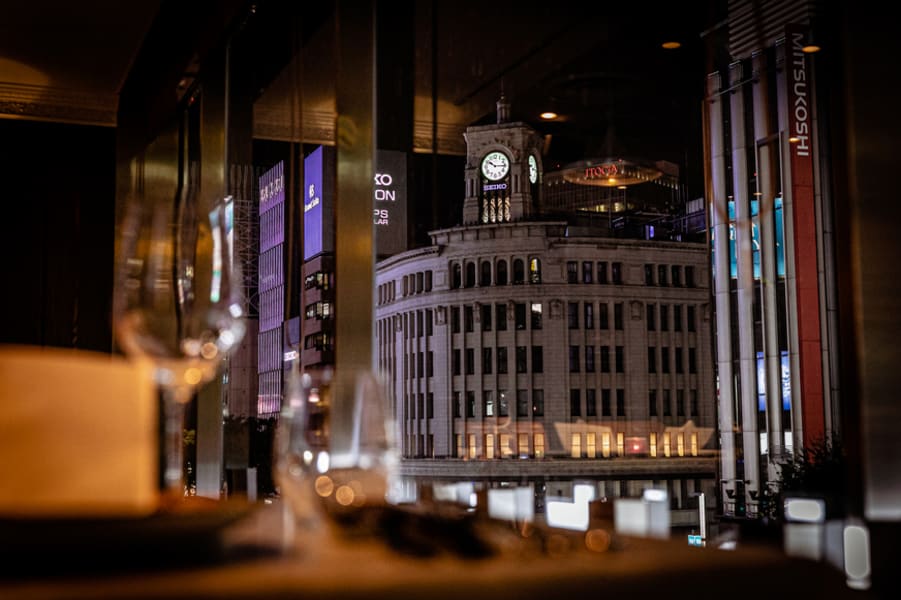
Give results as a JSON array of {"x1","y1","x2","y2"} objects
[{"x1": 785, "y1": 23, "x2": 824, "y2": 447}]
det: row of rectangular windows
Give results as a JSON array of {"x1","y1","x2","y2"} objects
[
  {"x1": 648, "y1": 389, "x2": 699, "y2": 417},
  {"x1": 450, "y1": 388, "x2": 626, "y2": 419},
  {"x1": 451, "y1": 431, "x2": 700, "y2": 459},
  {"x1": 644, "y1": 264, "x2": 696, "y2": 287},
  {"x1": 398, "y1": 300, "x2": 698, "y2": 337},
  {"x1": 378, "y1": 271, "x2": 434, "y2": 305},
  {"x1": 647, "y1": 346, "x2": 699, "y2": 374},
  {"x1": 304, "y1": 270, "x2": 332, "y2": 291},
  {"x1": 645, "y1": 303, "x2": 696, "y2": 332},
  {"x1": 453, "y1": 301, "x2": 625, "y2": 333},
  {"x1": 566, "y1": 261, "x2": 623, "y2": 285}
]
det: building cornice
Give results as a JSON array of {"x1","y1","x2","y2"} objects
[{"x1": 0, "y1": 83, "x2": 117, "y2": 127}]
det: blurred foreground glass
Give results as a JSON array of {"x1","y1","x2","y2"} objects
[
  {"x1": 115, "y1": 194, "x2": 246, "y2": 501},
  {"x1": 274, "y1": 365, "x2": 399, "y2": 543}
]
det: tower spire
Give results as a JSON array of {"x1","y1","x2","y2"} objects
[{"x1": 496, "y1": 84, "x2": 511, "y2": 124}]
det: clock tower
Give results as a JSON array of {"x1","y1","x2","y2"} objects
[{"x1": 462, "y1": 95, "x2": 544, "y2": 225}]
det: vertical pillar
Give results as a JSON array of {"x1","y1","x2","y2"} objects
[
  {"x1": 729, "y1": 60, "x2": 761, "y2": 514},
  {"x1": 751, "y1": 50, "x2": 785, "y2": 472},
  {"x1": 331, "y1": 0, "x2": 375, "y2": 468},
  {"x1": 706, "y1": 72, "x2": 737, "y2": 512}
]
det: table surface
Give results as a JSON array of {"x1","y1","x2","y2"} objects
[{"x1": 0, "y1": 499, "x2": 870, "y2": 600}]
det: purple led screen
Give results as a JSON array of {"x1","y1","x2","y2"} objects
[
  {"x1": 259, "y1": 161, "x2": 285, "y2": 253},
  {"x1": 304, "y1": 146, "x2": 324, "y2": 260}
]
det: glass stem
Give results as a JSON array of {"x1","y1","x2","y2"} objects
[{"x1": 162, "y1": 390, "x2": 187, "y2": 500}]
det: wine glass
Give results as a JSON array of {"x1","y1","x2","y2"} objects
[
  {"x1": 274, "y1": 364, "x2": 400, "y2": 544},
  {"x1": 114, "y1": 191, "x2": 246, "y2": 502}
]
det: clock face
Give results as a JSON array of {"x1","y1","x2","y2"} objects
[
  {"x1": 481, "y1": 151, "x2": 510, "y2": 181},
  {"x1": 528, "y1": 155, "x2": 538, "y2": 184}
]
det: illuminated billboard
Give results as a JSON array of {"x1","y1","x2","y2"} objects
[
  {"x1": 374, "y1": 150, "x2": 408, "y2": 257},
  {"x1": 712, "y1": 197, "x2": 785, "y2": 280},
  {"x1": 304, "y1": 146, "x2": 325, "y2": 260},
  {"x1": 757, "y1": 350, "x2": 791, "y2": 411}
]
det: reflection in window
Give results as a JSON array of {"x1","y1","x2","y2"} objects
[
  {"x1": 532, "y1": 389, "x2": 544, "y2": 416},
  {"x1": 567, "y1": 261, "x2": 578, "y2": 283},
  {"x1": 500, "y1": 434, "x2": 512, "y2": 458},
  {"x1": 484, "y1": 391, "x2": 494, "y2": 417},
  {"x1": 571, "y1": 433, "x2": 582, "y2": 458},
  {"x1": 517, "y1": 390, "x2": 529, "y2": 417},
  {"x1": 531, "y1": 302, "x2": 542, "y2": 329},
  {"x1": 529, "y1": 257, "x2": 541, "y2": 283}
]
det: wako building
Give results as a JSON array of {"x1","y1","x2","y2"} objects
[{"x1": 375, "y1": 101, "x2": 717, "y2": 508}]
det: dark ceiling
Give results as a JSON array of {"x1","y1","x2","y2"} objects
[{"x1": 0, "y1": 0, "x2": 718, "y2": 195}]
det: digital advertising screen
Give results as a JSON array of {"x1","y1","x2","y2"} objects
[
  {"x1": 374, "y1": 150, "x2": 408, "y2": 257},
  {"x1": 304, "y1": 146, "x2": 324, "y2": 260}
]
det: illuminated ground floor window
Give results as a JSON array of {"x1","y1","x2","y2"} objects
[
  {"x1": 456, "y1": 434, "x2": 464, "y2": 458},
  {"x1": 468, "y1": 434, "x2": 477, "y2": 459},
  {"x1": 518, "y1": 433, "x2": 529, "y2": 456},
  {"x1": 690, "y1": 432, "x2": 698, "y2": 457},
  {"x1": 602, "y1": 432, "x2": 611, "y2": 457},
  {"x1": 586, "y1": 432, "x2": 597, "y2": 458},
  {"x1": 534, "y1": 433, "x2": 545, "y2": 458},
  {"x1": 616, "y1": 432, "x2": 624, "y2": 456},
  {"x1": 677, "y1": 432, "x2": 685, "y2": 457},
  {"x1": 571, "y1": 433, "x2": 582, "y2": 458},
  {"x1": 485, "y1": 433, "x2": 495, "y2": 459},
  {"x1": 663, "y1": 432, "x2": 671, "y2": 457},
  {"x1": 500, "y1": 433, "x2": 512, "y2": 458},
  {"x1": 650, "y1": 432, "x2": 658, "y2": 457}
]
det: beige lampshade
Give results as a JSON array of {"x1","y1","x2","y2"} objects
[{"x1": 0, "y1": 345, "x2": 159, "y2": 517}]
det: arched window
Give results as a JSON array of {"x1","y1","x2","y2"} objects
[
  {"x1": 451, "y1": 262, "x2": 462, "y2": 289},
  {"x1": 496, "y1": 259, "x2": 508, "y2": 285},
  {"x1": 465, "y1": 262, "x2": 476, "y2": 288},
  {"x1": 513, "y1": 258, "x2": 525, "y2": 284},
  {"x1": 529, "y1": 257, "x2": 542, "y2": 283},
  {"x1": 480, "y1": 260, "x2": 492, "y2": 287}
]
